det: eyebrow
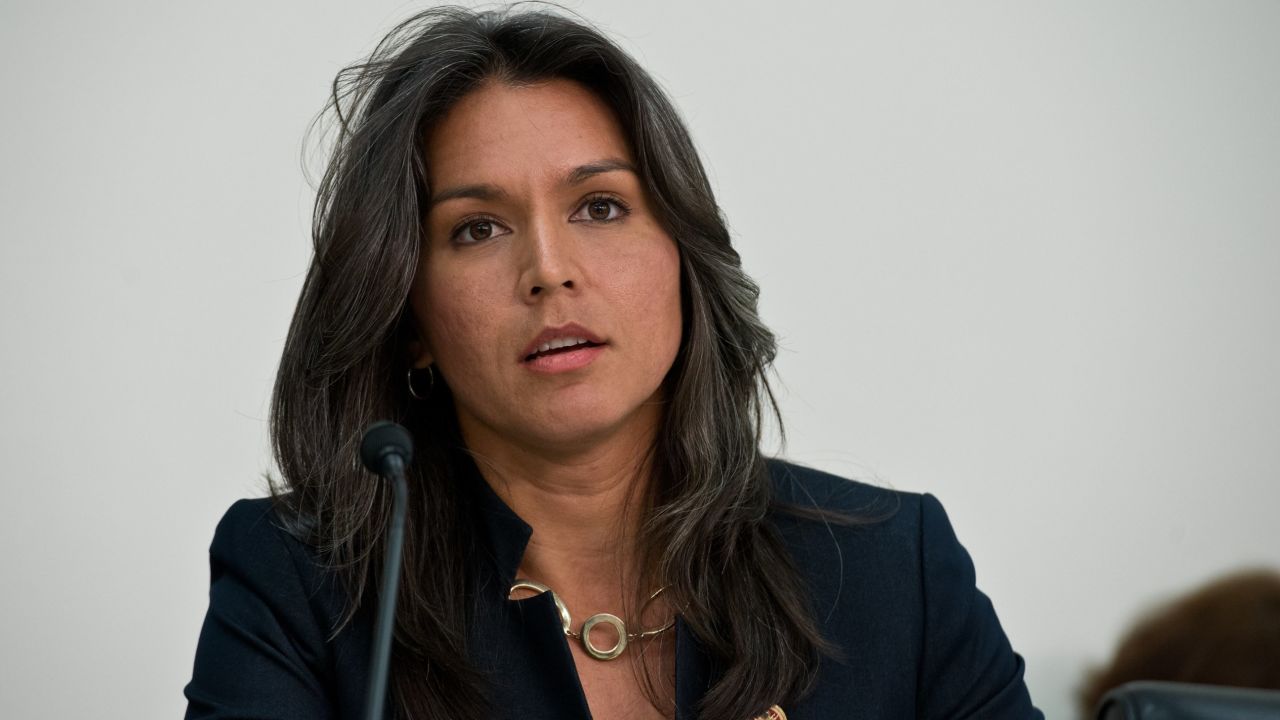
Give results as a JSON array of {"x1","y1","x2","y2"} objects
[
  {"x1": 564, "y1": 158, "x2": 637, "y2": 185},
  {"x1": 427, "y1": 183, "x2": 508, "y2": 210},
  {"x1": 427, "y1": 158, "x2": 637, "y2": 210}
]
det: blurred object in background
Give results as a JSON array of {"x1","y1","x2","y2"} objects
[
  {"x1": 1080, "y1": 569, "x2": 1280, "y2": 718},
  {"x1": 1095, "y1": 680, "x2": 1280, "y2": 720}
]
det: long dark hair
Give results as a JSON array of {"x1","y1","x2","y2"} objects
[{"x1": 270, "y1": 6, "x2": 832, "y2": 718}]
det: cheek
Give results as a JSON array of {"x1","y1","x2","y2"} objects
[
  {"x1": 607, "y1": 236, "x2": 683, "y2": 356},
  {"x1": 416, "y1": 263, "x2": 501, "y2": 370},
  {"x1": 656, "y1": 247, "x2": 684, "y2": 357},
  {"x1": 651, "y1": 243, "x2": 683, "y2": 334}
]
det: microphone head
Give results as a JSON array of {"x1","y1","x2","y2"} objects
[{"x1": 360, "y1": 421, "x2": 414, "y2": 474}]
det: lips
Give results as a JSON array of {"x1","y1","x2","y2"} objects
[{"x1": 519, "y1": 322, "x2": 606, "y2": 362}]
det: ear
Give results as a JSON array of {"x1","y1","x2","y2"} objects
[{"x1": 407, "y1": 336, "x2": 434, "y2": 369}]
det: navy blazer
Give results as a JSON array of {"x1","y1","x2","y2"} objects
[{"x1": 184, "y1": 458, "x2": 1042, "y2": 719}]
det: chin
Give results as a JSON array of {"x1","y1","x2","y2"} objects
[
  {"x1": 521, "y1": 400, "x2": 657, "y2": 452},
  {"x1": 527, "y1": 413, "x2": 625, "y2": 448}
]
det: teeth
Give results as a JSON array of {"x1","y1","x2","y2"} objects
[{"x1": 535, "y1": 336, "x2": 590, "y2": 354}]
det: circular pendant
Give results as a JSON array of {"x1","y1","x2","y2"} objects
[{"x1": 581, "y1": 613, "x2": 628, "y2": 660}]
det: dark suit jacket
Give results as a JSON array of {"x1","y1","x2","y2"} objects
[{"x1": 184, "y1": 458, "x2": 1043, "y2": 719}]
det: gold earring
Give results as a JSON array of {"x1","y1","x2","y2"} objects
[{"x1": 407, "y1": 365, "x2": 435, "y2": 400}]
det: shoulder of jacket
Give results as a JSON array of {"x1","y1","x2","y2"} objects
[
  {"x1": 765, "y1": 457, "x2": 923, "y2": 525},
  {"x1": 208, "y1": 496, "x2": 338, "y2": 606},
  {"x1": 212, "y1": 496, "x2": 309, "y2": 556}
]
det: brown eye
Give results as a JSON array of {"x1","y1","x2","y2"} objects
[
  {"x1": 449, "y1": 217, "x2": 509, "y2": 245},
  {"x1": 570, "y1": 196, "x2": 629, "y2": 224},
  {"x1": 587, "y1": 200, "x2": 612, "y2": 221}
]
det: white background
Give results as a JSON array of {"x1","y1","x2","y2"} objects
[{"x1": 2, "y1": 1, "x2": 1278, "y2": 718}]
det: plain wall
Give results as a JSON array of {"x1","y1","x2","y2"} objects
[{"x1": 1, "y1": 1, "x2": 1277, "y2": 718}]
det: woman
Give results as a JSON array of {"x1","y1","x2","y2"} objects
[{"x1": 184, "y1": 6, "x2": 1042, "y2": 719}]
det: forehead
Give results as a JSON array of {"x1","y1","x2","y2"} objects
[{"x1": 424, "y1": 78, "x2": 631, "y2": 185}]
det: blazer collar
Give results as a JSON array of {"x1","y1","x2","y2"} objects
[{"x1": 460, "y1": 452, "x2": 534, "y2": 588}]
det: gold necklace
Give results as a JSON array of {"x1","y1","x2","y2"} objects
[{"x1": 508, "y1": 579, "x2": 675, "y2": 661}]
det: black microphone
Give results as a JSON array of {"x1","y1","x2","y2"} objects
[{"x1": 359, "y1": 421, "x2": 414, "y2": 720}]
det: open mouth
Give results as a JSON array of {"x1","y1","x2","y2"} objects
[{"x1": 524, "y1": 339, "x2": 604, "y2": 363}]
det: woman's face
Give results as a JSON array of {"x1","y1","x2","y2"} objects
[{"x1": 410, "y1": 79, "x2": 683, "y2": 453}]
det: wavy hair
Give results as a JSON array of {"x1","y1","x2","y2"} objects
[{"x1": 269, "y1": 6, "x2": 832, "y2": 718}]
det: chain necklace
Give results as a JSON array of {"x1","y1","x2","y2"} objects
[{"x1": 508, "y1": 580, "x2": 675, "y2": 661}]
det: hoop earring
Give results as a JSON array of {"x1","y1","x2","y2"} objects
[{"x1": 407, "y1": 365, "x2": 435, "y2": 401}]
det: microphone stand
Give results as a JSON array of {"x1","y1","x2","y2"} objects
[{"x1": 364, "y1": 452, "x2": 408, "y2": 720}]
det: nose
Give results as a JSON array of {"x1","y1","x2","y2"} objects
[{"x1": 518, "y1": 219, "x2": 580, "y2": 302}]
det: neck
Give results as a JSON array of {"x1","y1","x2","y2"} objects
[{"x1": 458, "y1": 406, "x2": 662, "y2": 599}]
